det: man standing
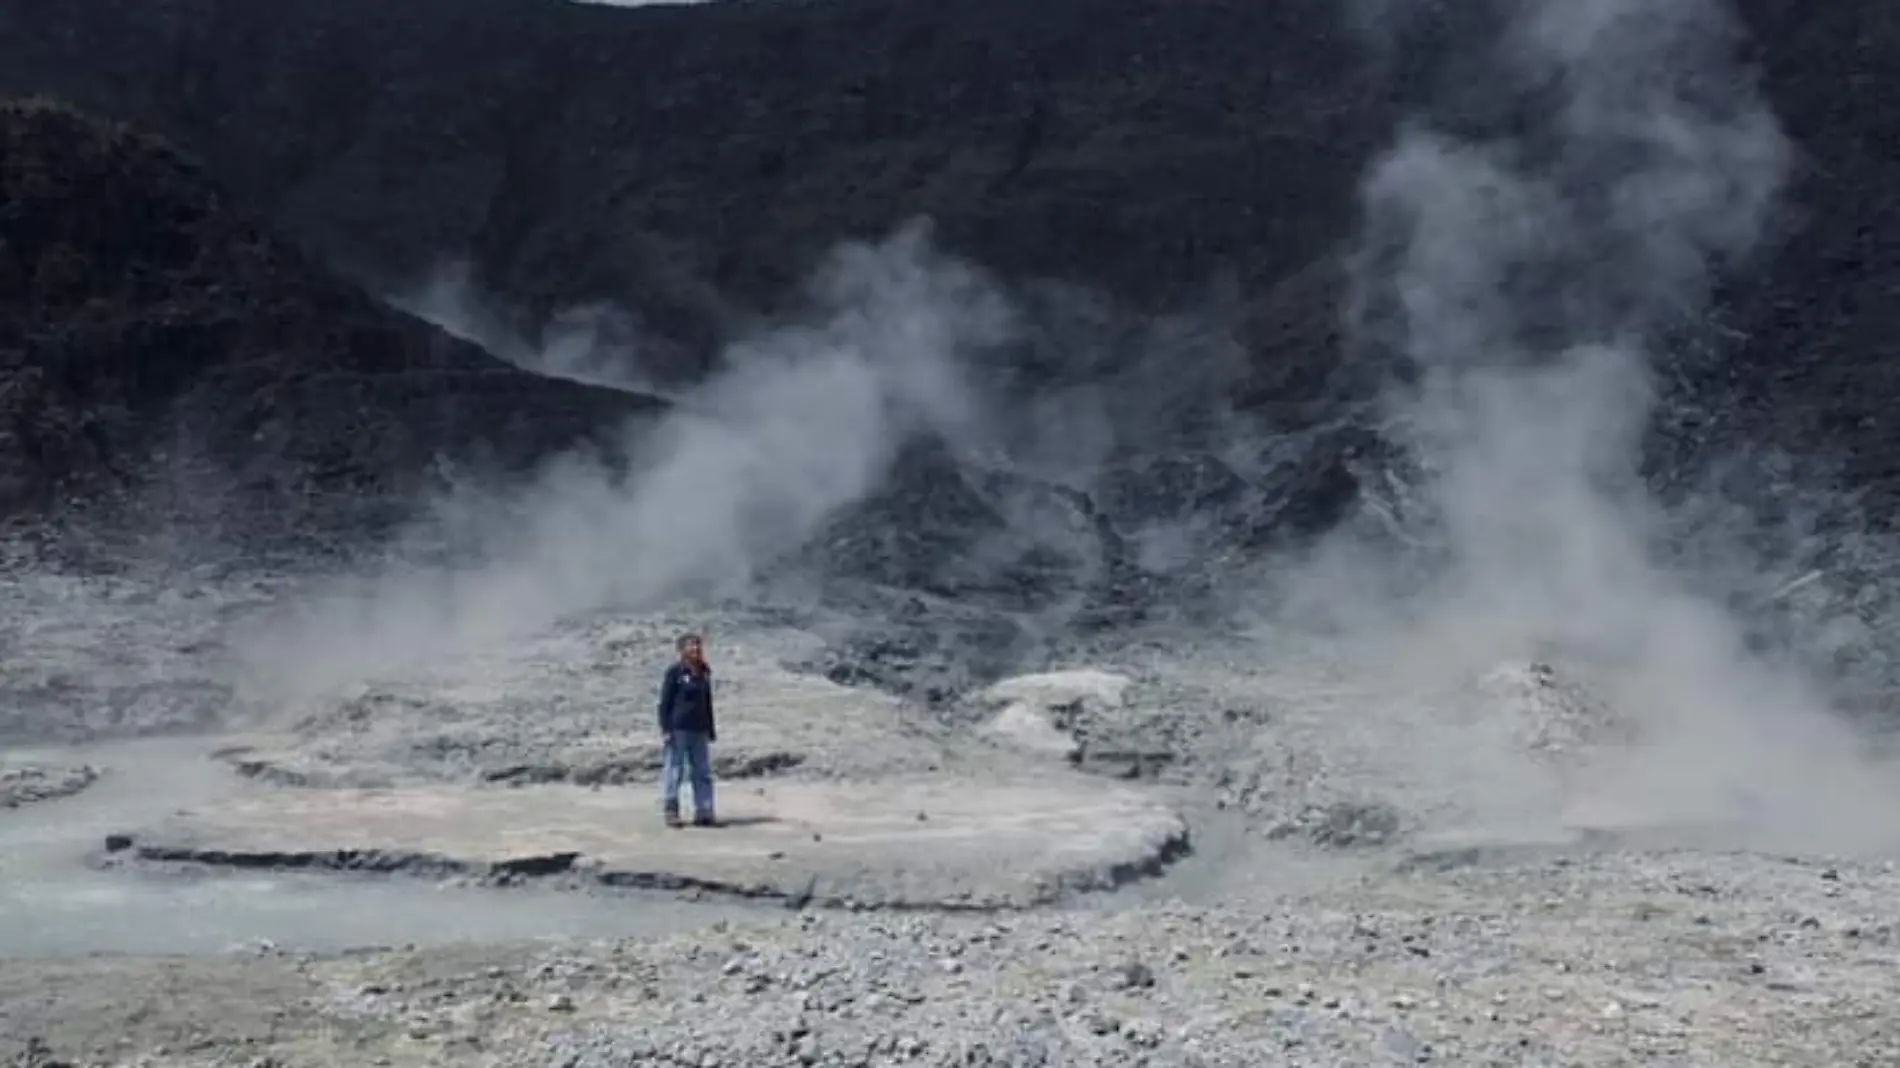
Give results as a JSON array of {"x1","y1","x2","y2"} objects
[{"x1": 657, "y1": 632, "x2": 718, "y2": 828}]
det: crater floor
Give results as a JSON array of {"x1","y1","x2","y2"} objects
[{"x1": 112, "y1": 773, "x2": 1191, "y2": 910}]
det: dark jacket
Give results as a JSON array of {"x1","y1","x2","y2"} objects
[{"x1": 657, "y1": 661, "x2": 716, "y2": 740}]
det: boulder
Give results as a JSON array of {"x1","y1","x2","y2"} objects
[
  {"x1": 983, "y1": 669, "x2": 1135, "y2": 713},
  {"x1": 980, "y1": 703, "x2": 1082, "y2": 760},
  {"x1": 974, "y1": 668, "x2": 1135, "y2": 761}
]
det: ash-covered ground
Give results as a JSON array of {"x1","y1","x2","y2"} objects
[{"x1": 5, "y1": 552, "x2": 1900, "y2": 1066}]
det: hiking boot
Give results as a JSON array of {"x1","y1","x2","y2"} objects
[
  {"x1": 664, "y1": 806, "x2": 684, "y2": 829},
  {"x1": 692, "y1": 812, "x2": 720, "y2": 828}
]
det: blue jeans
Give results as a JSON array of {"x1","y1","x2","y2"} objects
[{"x1": 662, "y1": 730, "x2": 714, "y2": 817}]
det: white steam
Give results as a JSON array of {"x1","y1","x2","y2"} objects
[
  {"x1": 240, "y1": 226, "x2": 1010, "y2": 697},
  {"x1": 392, "y1": 261, "x2": 676, "y2": 396},
  {"x1": 225, "y1": 0, "x2": 1900, "y2": 856},
  {"x1": 1318, "y1": 0, "x2": 1900, "y2": 849}
]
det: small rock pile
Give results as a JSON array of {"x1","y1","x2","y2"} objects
[
  {"x1": 1474, "y1": 660, "x2": 1634, "y2": 769},
  {"x1": 0, "y1": 763, "x2": 99, "y2": 809}
]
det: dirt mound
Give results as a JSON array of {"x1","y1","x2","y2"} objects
[
  {"x1": 1474, "y1": 660, "x2": 1636, "y2": 771},
  {"x1": 971, "y1": 668, "x2": 1178, "y2": 778}
]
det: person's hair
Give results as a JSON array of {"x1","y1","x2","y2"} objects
[{"x1": 675, "y1": 632, "x2": 709, "y2": 673}]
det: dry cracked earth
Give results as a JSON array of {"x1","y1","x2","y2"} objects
[{"x1": 3, "y1": 572, "x2": 1900, "y2": 1067}]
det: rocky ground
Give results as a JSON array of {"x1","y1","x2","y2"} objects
[
  {"x1": 209, "y1": 608, "x2": 950, "y2": 790},
  {"x1": 5, "y1": 570, "x2": 1900, "y2": 1066},
  {"x1": 5, "y1": 847, "x2": 1899, "y2": 1067}
]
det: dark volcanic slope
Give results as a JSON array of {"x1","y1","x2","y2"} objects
[
  {"x1": 1, "y1": 0, "x2": 1897, "y2": 542},
  {"x1": 0, "y1": 98, "x2": 664, "y2": 550},
  {"x1": 2, "y1": 0, "x2": 1896, "y2": 521},
  {"x1": 1717, "y1": 3, "x2": 1900, "y2": 511},
  {"x1": 0, "y1": 0, "x2": 1380, "y2": 388}
]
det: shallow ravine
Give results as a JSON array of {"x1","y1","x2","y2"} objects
[{"x1": 0, "y1": 735, "x2": 767, "y2": 959}]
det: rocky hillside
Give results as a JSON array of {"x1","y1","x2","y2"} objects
[
  {"x1": 0, "y1": 94, "x2": 1363, "y2": 663},
  {"x1": 1, "y1": 0, "x2": 1897, "y2": 580},
  {"x1": 2, "y1": 0, "x2": 1896, "y2": 522},
  {"x1": 0, "y1": 0, "x2": 1377, "y2": 380},
  {"x1": 0, "y1": 97, "x2": 665, "y2": 554}
]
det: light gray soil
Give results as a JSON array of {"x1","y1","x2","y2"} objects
[
  {"x1": 0, "y1": 737, "x2": 758, "y2": 960},
  {"x1": 4, "y1": 574, "x2": 1900, "y2": 1067},
  {"x1": 111, "y1": 772, "x2": 1190, "y2": 909},
  {"x1": 5, "y1": 849, "x2": 1898, "y2": 1067}
]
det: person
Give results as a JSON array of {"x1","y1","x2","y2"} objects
[{"x1": 657, "y1": 631, "x2": 718, "y2": 828}]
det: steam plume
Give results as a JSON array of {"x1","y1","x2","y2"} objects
[
  {"x1": 240, "y1": 226, "x2": 1011, "y2": 697},
  {"x1": 1325, "y1": 0, "x2": 1900, "y2": 847}
]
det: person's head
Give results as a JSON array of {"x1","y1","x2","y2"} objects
[{"x1": 676, "y1": 632, "x2": 705, "y2": 665}]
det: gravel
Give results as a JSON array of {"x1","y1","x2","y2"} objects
[
  {"x1": 7, "y1": 848, "x2": 1897, "y2": 1066},
  {"x1": 4, "y1": 577, "x2": 1900, "y2": 1068}
]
